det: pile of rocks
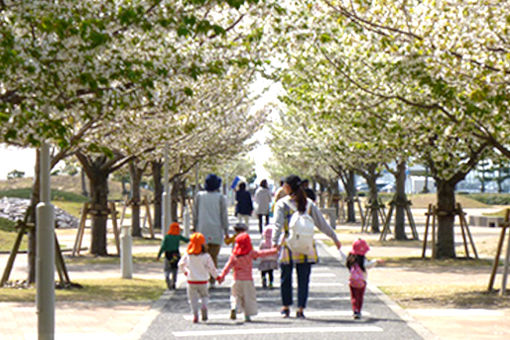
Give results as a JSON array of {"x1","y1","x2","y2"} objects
[{"x1": 0, "y1": 197, "x2": 79, "y2": 229}]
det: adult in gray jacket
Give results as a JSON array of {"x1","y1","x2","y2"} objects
[
  {"x1": 193, "y1": 174, "x2": 230, "y2": 286},
  {"x1": 254, "y1": 179, "x2": 272, "y2": 233}
]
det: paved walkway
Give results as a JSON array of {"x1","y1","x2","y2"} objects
[{"x1": 1, "y1": 209, "x2": 510, "y2": 339}]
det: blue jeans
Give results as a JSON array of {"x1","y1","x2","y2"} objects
[{"x1": 280, "y1": 262, "x2": 312, "y2": 308}]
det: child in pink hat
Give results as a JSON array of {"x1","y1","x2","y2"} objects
[
  {"x1": 343, "y1": 239, "x2": 381, "y2": 319},
  {"x1": 258, "y1": 225, "x2": 278, "y2": 289}
]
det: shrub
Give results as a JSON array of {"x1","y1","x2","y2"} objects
[
  {"x1": 0, "y1": 217, "x2": 16, "y2": 232},
  {"x1": 458, "y1": 193, "x2": 510, "y2": 205}
]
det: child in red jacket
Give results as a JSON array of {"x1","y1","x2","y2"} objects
[{"x1": 217, "y1": 232, "x2": 277, "y2": 322}]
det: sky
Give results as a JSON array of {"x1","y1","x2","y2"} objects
[
  {"x1": 248, "y1": 77, "x2": 282, "y2": 183},
  {"x1": 0, "y1": 145, "x2": 36, "y2": 180}
]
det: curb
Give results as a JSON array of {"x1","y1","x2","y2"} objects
[
  {"x1": 319, "y1": 240, "x2": 439, "y2": 340},
  {"x1": 126, "y1": 288, "x2": 171, "y2": 340},
  {"x1": 368, "y1": 284, "x2": 439, "y2": 340}
]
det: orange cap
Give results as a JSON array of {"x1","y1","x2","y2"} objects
[
  {"x1": 168, "y1": 222, "x2": 180, "y2": 235},
  {"x1": 187, "y1": 232, "x2": 205, "y2": 255}
]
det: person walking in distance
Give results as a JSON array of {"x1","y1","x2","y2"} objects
[
  {"x1": 273, "y1": 175, "x2": 342, "y2": 319},
  {"x1": 193, "y1": 173, "x2": 229, "y2": 288},
  {"x1": 235, "y1": 182, "x2": 253, "y2": 227},
  {"x1": 254, "y1": 179, "x2": 272, "y2": 233}
]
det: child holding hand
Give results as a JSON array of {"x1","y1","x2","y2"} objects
[
  {"x1": 217, "y1": 232, "x2": 277, "y2": 322},
  {"x1": 178, "y1": 232, "x2": 219, "y2": 323}
]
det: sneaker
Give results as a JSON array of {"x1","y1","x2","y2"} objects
[
  {"x1": 244, "y1": 315, "x2": 251, "y2": 322},
  {"x1": 230, "y1": 309, "x2": 237, "y2": 320},
  {"x1": 268, "y1": 282, "x2": 274, "y2": 289},
  {"x1": 193, "y1": 314, "x2": 199, "y2": 323},
  {"x1": 281, "y1": 308, "x2": 290, "y2": 318},
  {"x1": 353, "y1": 312, "x2": 361, "y2": 320},
  {"x1": 201, "y1": 307, "x2": 208, "y2": 321}
]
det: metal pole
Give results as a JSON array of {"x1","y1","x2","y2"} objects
[
  {"x1": 162, "y1": 144, "x2": 170, "y2": 237},
  {"x1": 36, "y1": 142, "x2": 55, "y2": 340},
  {"x1": 120, "y1": 225, "x2": 133, "y2": 279},
  {"x1": 183, "y1": 206, "x2": 191, "y2": 238}
]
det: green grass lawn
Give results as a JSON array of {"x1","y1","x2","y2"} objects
[
  {"x1": 380, "y1": 284, "x2": 510, "y2": 309},
  {"x1": 0, "y1": 217, "x2": 27, "y2": 252},
  {"x1": 64, "y1": 253, "x2": 159, "y2": 266},
  {"x1": 0, "y1": 278, "x2": 166, "y2": 302},
  {"x1": 53, "y1": 201, "x2": 85, "y2": 218}
]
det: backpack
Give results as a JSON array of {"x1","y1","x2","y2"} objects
[
  {"x1": 286, "y1": 201, "x2": 315, "y2": 254},
  {"x1": 349, "y1": 264, "x2": 366, "y2": 288}
]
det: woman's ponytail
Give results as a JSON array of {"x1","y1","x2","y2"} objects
[{"x1": 284, "y1": 174, "x2": 307, "y2": 212}]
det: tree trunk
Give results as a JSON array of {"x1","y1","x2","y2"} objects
[
  {"x1": 180, "y1": 179, "x2": 187, "y2": 219},
  {"x1": 346, "y1": 171, "x2": 356, "y2": 222},
  {"x1": 151, "y1": 160, "x2": 163, "y2": 231},
  {"x1": 121, "y1": 179, "x2": 128, "y2": 197},
  {"x1": 81, "y1": 167, "x2": 88, "y2": 197},
  {"x1": 129, "y1": 160, "x2": 143, "y2": 237},
  {"x1": 328, "y1": 178, "x2": 340, "y2": 220},
  {"x1": 366, "y1": 173, "x2": 380, "y2": 233},
  {"x1": 171, "y1": 178, "x2": 180, "y2": 222},
  {"x1": 422, "y1": 167, "x2": 430, "y2": 193},
  {"x1": 393, "y1": 161, "x2": 408, "y2": 240},
  {"x1": 318, "y1": 182, "x2": 325, "y2": 208},
  {"x1": 88, "y1": 168, "x2": 110, "y2": 256},
  {"x1": 435, "y1": 179, "x2": 457, "y2": 258}
]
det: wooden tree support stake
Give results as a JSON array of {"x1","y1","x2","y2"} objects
[
  {"x1": 338, "y1": 198, "x2": 346, "y2": 223},
  {"x1": 109, "y1": 202, "x2": 121, "y2": 254},
  {"x1": 380, "y1": 199, "x2": 419, "y2": 241},
  {"x1": 1, "y1": 221, "x2": 73, "y2": 287},
  {"x1": 488, "y1": 209, "x2": 510, "y2": 295},
  {"x1": 72, "y1": 202, "x2": 120, "y2": 256},
  {"x1": 141, "y1": 195, "x2": 155, "y2": 238},
  {"x1": 421, "y1": 203, "x2": 478, "y2": 260},
  {"x1": 361, "y1": 199, "x2": 386, "y2": 233},
  {"x1": 1, "y1": 221, "x2": 29, "y2": 286}
]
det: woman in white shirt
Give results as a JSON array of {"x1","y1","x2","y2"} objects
[{"x1": 254, "y1": 179, "x2": 272, "y2": 233}]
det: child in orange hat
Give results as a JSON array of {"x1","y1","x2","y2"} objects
[
  {"x1": 157, "y1": 222, "x2": 189, "y2": 290},
  {"x1": 344, "y1": 239, "x2": 382, "y2": 319},
  {"x1": 178, "y1": 232, "x2": 219, "y2": 323},
  {"x1": 217, "y1": 232, "x2": 277, "y2": 322}
]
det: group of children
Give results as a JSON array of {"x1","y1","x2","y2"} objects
[{"x1": 158, "y1": 222, "x2": 379, "y2": 323}]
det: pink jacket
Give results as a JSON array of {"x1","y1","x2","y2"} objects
[{"x1": 220, "y1": 248, "x2": 277, "y2": 281}]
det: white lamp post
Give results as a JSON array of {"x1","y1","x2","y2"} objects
[{"x1": 162, "y1": 143, "x2": 171, "y2": 236}]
